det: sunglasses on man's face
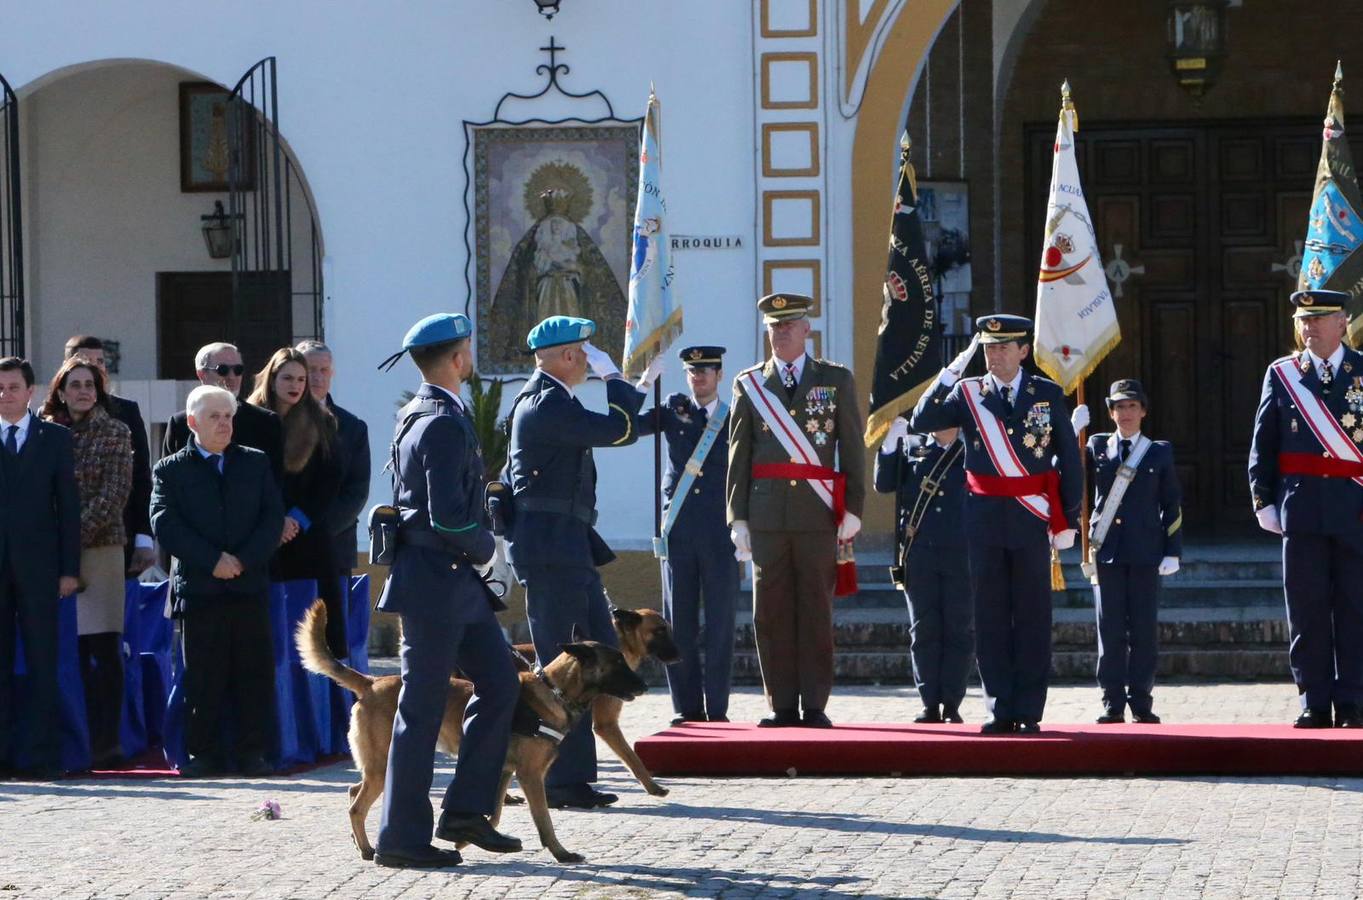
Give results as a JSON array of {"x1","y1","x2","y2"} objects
[{"x1": 211, "y1": 364, "x2": 246, "y2": 376}]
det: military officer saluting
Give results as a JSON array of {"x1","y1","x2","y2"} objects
[
  {"x1": 502, "y1": 316, "x2": 653, "y2": 808},
  {"x1": 727, "y1": 293, "x2": 865, "y2": 729},
  {"x1": 636, "y1": 345, "x2": 739, "y2": 725},
  {"x1": 874, "y1": 419, "x2": 971, "y2": 724},
  {"x1": 911, "y1": 314, "x2": 1081, "y2": 734},
  {"x1": 1074, "y1": 379, "x2": 1182, "y2": 725},
  {"x1": 373, "y1": 313, "x2": 521, "y2": 869},
  {"x1": 1248, "y1": 289, "x2": 1363, "y2": 729}
]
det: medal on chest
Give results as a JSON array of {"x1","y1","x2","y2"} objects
[{"x1": 1022, "y1": 401, "x2": 1053, "y2": 458}]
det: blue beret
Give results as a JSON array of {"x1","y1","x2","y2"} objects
[
  {"x1": 378, "y1": 313, "x2": 472, "y2": 371},
  {"x1": 527, "y1": 315, "x2": 595, "y2": 352}
]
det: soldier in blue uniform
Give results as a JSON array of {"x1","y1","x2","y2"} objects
[
  {"x1": 911, "y1": 315, "x2": 1081, "y2": 734},
  {"x1": 372, "y1": 313, "x2": 522, "y2": 869},
  {"x1": 1075, "y1": 379, "x2": 1182, "y2": 725},
  {"x1": 874, "y1": 419, "x2": 971, "y2": 724},
  {"x1": 502, "y1": 316, "x2": 651, "y2": 808},
  {"x1": 1249, "y1": 289, "x2": 1363, "y2": 729},
  {"x1": 636, "y1": 345, "x2": 738, "y2": 725}
]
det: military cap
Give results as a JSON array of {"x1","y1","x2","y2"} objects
[
  {"x1": 1290, "y1": 289, "x2": 1350, "y2": 318},
  {"x1": 758, "y1": 292, "x2": 813, "y2": 324},
  {"x1": 527, "y1": 315, "x2": 596, "y2": 351},
  {"x1": 678, "y1": 345, "x2": 726, "y2": 369},
  {"x1": 377, "y1": 312, "x2": 473, "y2": 371},
  {"x1": 975, "y1": 314, "x2": 1033, "y2": 344},
  {"x1": 1105, "y1": 378, "x2": 1148, "y2": 409}
]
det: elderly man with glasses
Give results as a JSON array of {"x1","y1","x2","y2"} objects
[{"x1": 163, "y1": 342, "x2": 284, "y2": 483}]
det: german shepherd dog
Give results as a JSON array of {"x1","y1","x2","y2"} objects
[
  {"x1": 297, "y1": 601, "x2": 648, "y2": 864},
  {"x1": 509, "y1": 607, "x2": 681, "y2": 799}
]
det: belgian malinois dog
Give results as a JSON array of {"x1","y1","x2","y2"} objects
[
  {"x1": 297, "y1": 600, "x2": 648, "y2": 864},
  {"x1": 509, "y1": 607, "x2": 680, "y2": 799}
]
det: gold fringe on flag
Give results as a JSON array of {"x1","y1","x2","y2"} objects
[{"x1": 1050, "y1": 548, "x2": 1066, "y2": 592}]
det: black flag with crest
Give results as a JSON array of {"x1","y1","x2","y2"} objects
[{"x1": 863, "y1": 132, "x2": 941, "y2": 448}]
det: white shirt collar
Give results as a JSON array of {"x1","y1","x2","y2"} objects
[
  {"x1": 1307, "y1": 344, "x2": 1346, "y2": 378},
  {"x1": 989, "y1": 369, "x2": 1023, "y2": 397},
  {"x1": 693, "y1": 396, "x2": 719, "y2": 415},
  {"x1": 0, "y1": 409, "x2": 30, "y2": 431},
  {"x1": 540, "y1": 369, "x2": 574, "y2": 397},
  {"x1": 774, "y1": 353, "x2": 807, "y2": 384},
  {"x1": 1107, "y1": 430, "x2": 1143, "y2": 460},
  {"x1": 423, "y1": 382, "x2": 465, "y2": 411}
]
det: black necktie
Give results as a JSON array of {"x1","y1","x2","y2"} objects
[
  {"x1": 1119, "y1": 439, "x2": 1131, "y2": 463},
  {"x1": 207, "y1": 453, "x2": 222, "y2": 474},
  {"x1": 696, "y1": 404, "x2": 708, "y2": 426},
  {"x1": 1000, "y1": 385, "x2": 1013, "y2": 415},
  {"x1": 4, "y1": 424, "x2": 16, "y2": 456}
]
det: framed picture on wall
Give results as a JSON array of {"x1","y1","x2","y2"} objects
[{"x1": 178, "y1": 81, "x2": 255, "y2": 193}]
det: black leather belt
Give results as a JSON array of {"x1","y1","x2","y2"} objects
[
  {"x1": 514, "y1": 497, "x2": 598, "y2": 526},
  {"x1": 397, "y1": 529, "x2": 453, "y2": 553}
]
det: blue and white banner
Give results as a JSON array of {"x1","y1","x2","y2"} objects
[{"x1": 623, "y1": 89, "x2": 681, "y2": 380}]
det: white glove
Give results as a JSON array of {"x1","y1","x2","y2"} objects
[
  {"x1": 581, "y1": 341, "x2": 620, "y2": 378},
  {"x1": 635, "y1": 354, "x2": 666, "y2": 392},
  {"x1": 1070, "y1": 404, "x2": 1090, "y2": 434},
  {"x1": 1051, "y1": 528, "x2": 1077, "y2": 550},
  {"x1": 939, "y1": 334, "x2": 981, "y2": 388},
  {"x1": 730, "y1": 520, "x2": 752, "y2": 561},
  {"x1": 837, "y1": 511, "x2": 862, "y2": 542},
  {"x1": 880, "y1": 419, "x2": 911, "y2": 454},
  {"x1": 1256, "y1": 506, "x2": 1283, "y2": 535},
  {"x1": 1158, "y1": 556, "x2": 1180, "y2": 576}
]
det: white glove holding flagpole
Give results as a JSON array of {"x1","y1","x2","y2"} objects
[
  {"x1": 1070, "y1": 404, "x2": 1090, "y2": 434},
  {"x1": 938, "y1": 334, "x2": 980, "y2": 388},
  {"x1": 1158, "y1": 556, "x2": 1180, "y2": 576},
  {"x1": 837, "y1": 512, "x2": 862, "y2": 543},
  {"x1": 730, "y1": 520, "x2": 752, "y2": 561},
  {"x1": 880, "y1": 419, "x2": 911, "y2": 454},
  {"x1": 581, "y1": 341, "x2": 621, "y2": 379},
  {"x1": 636, "y1": 354, "x2": 665, "y2": 392},
  {"x1": 1256, "y1": 506, "x2": 1283, "y2": 535},
  {"x1": 1051, "y1": 528, "x2": 1077, "y2": 550}
]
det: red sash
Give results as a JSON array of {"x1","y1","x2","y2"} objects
[
  {"x1": 1278, "y1": 452, "x2": 1363, "y2": 479},
  {"x1": 966, "y1": 470, "x2": 1068, "y2": 534},
  {"x1": 751, "y1": 462, "x2": 856, "y2": 596}
]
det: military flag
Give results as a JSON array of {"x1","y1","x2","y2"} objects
[
  {"x1": 622, "y1": 87, "x2": 681, "y2": 380},
  {"x1": 863, "y1": 132, "x2": 941, "y2": 448},
  {"x1": 1033, "y1": 81, "x2": 1119, "y2": 395},
  {"x1": 1298, "y1": 62, "x2": 1363, "y2": 343}
]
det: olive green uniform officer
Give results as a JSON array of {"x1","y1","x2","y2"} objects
[{"x1": 726, "y1": 293, "x2": 866, "y2": 728}]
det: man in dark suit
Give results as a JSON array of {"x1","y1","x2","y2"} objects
[
  {"x1": 636, "y1": 346, "x2": 738, "y2": 725},
  {"x1": 1249, "y1": 289, "x2": 1363, "y2": 729},
  {"x1": 374, "y1": 313, "x2": 520, "y2": 869},
  {"x1": 912, "y1": 315, "x2": 1082, "y2": 734},
  {"x1": 163, "y1": 342, "x2": 283, "y2": 483},
  {"x1": 503, "y1": 315, "x2": 649, "y2": 809},
  {"x1": 297, "y1": 340, "x2": 370, "y2": 579},
  {"x1": 1077, "y1": 379, "x2": 1182, "y2": 725},
  {"x1": 150, "y1": 385, "x2": 284, "y2": 777},
  {"x1": 0, "y1": 357, "x2": 81, "y2": 777},
  {"x1": 63, "y1": 335, "x2": 155, "y2": 575}
]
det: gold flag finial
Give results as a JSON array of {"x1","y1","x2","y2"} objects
[
  {"x1": 1060, "y1": 79, "x2": 1078, "y2": 133},
  {"x1": 900, "y1": 130, "x2": 910, "y2": 151},
  {"x1": 899, "y1": 131, "x2": 917, "y2": 196},
  {"x1": 1336, "y1": 61, "x2": 1344, "y2": 86}
]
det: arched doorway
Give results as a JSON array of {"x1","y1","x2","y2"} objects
[{"x1": 0, "y1": 56, "x2": 324, "y2": 393}]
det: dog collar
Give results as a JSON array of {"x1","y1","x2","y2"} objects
[{"x1": 532, "y1": 664, "x2": 589, "y2": 721}]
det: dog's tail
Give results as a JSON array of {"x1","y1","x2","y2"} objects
[{"x1": 295, "y1": 599, "x2": 374, "y2": 698}]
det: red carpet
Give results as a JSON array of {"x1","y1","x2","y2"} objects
[
  {"x1": 634, "y1": 723, "x2": 1363, "y2": 777},
  {"x1": 57, "y1": 751, "x2": 351, "y2": 780}
]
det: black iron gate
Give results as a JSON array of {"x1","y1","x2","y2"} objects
[
  {"x1": 226, "y1": 57, "x2": 323, "y2": 365},
  {"x1": 0, "y1": 74, "x2": 23, "y2": 359}
]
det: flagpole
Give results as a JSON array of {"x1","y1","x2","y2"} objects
[
  {"x1": 1077, "y1": 381, "x2": 1091, "y2": 575},
  {"x1": 653, "y1": 378, "x2": 662, "y2": 543}
]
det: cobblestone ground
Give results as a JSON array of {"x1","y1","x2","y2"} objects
[{"x1": 3, "y1": 679, "x2": 1361, "y2": 899}]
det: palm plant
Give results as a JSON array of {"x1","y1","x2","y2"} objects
[{"x1": 395, "y1": 373, "x2": 510, "y2": 480}]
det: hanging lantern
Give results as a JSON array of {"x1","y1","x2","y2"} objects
[
  {"x1": 1166, "y1": 1, "x2": 1229, "y2": 100},
  {"x1": 200, "y1": 200, "x2": 235, "y2": 259}
]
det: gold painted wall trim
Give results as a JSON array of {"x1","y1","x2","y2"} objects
[
  {"x1": 762, "y1": 121, "x2": 821, "y2": 177},
  {"x1": 760, "y1": 51, "x2": 820, "y2": 110},
  {"x1": 762, "y1": 258, "x2": 823, "y2": 317},
  {"x1": 761, "y1": 0, "x2": 818, "y2": 37},
  {"x1": 762, "y1": 190, "x2": 822, "y2": 246}
]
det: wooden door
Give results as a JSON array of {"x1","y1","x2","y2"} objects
[
  {"x1": 1025, "y1": 118, "x2": 1356, "y2": 532},
  {"x1": 156, "y1": 271, "x2": 291, "y2": 382}
]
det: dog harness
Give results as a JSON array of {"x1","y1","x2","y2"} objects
[{"x1": 508, "y1": 666, "x2": 585, "y2": 746}]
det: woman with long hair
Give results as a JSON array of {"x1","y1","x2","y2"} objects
[
  {"x1": 248, "y1": 348, "x2": 348, "y2": 656},
  {"x1": 40, "y1": 357, "x2": 133, "y2": 767}
]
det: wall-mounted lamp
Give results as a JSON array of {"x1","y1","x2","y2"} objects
[
  {"x1": 201, "y1": 200, "x2": 235, "y2": 259},
  {"x1": 1166, "y1": 1, "x2": 1229, "y2": 100},
  {"x1": 533, "y1": 0, "x2": 562, "y2": 20}
]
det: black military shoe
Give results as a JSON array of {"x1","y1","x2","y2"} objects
[
  {"x1": 1131, "y1": 710, "x2": 1161, "y2": 725},
  {"x1": 1295, "y1": 708, "x2": 1334, "y2": 729},
  {"x1": 1016, "y1": 720, "x2": 1041, "y2": 735},
  {"x1": 669, "y1": 713, "x2": 705, "y2": 726},
  {"x1": 178, "y1": 756, "x2": 225, "y2": 778},
  {"x1": 708, "y1": 715, "x2": 730, "y2": 723},
  {"x1": 914, "y1": 705, "x2": 943, "y2": 724},
  {"x1": 802, "y1": 709, "x2": 833, "y2": 728},
  {"x1": 545, "y1": 784, "x2": 618, "y2": 809},
  {"x1": 374, "y1": 845, "x2": 462, "y2": 869},
  {"x1": 941, "y1": 706, "x2": 965, "y2": 724},
  {"x1": 1335, "y1": 703, "x2": 1363, "y2": 728},
  {"x1": 980, "y1": 718, "x2": 1015, "y2": 734},
  {"x1": 758, "y1": 709, "x2": 801, "y2": 728},
  {"x1": 238, "y1": 755, "x2": 274, "y2": 777},
  {"x1": 436, "y1": 812, "x2": 522, "y2": 853},
  {"x1": 1096, "y1": 705, "x2": 1125, "y2": 724}
]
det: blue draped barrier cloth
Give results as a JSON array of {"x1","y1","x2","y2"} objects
[
  {"x1": 162, "y1": 576, "x2": 371, "y2": 771},
  {"x1": 12, "y1": 594, "x2": 90, "y2": 773}
]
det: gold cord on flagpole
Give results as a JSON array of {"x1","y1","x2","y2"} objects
[{"x1": 1061, "y1": 78, "x2": 1078, "y2": 133}]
